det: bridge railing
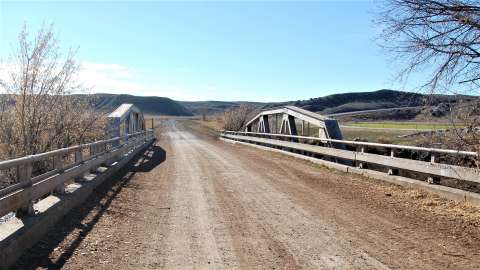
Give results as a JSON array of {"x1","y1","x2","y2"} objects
[
  {"x1": 221, "y1": 130, "x2": 479, "y2": 185},
  {"x1": 0, "y1": 129, "x2": 154, "y2": 218}
]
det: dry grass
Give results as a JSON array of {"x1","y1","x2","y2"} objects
[
  {"x1": 344, "y1": 121, "x2": 461, "y2": 130},
  {"x1": 402, "y1": 189, "x2": 480, "y2": 220},
  {"x1": 358, "y1": 175, "x2": 480, "y2": 224},
  {"x1": 198, "y1": 117, "x2": 225, "y2": 131},
  {"x1": 180, "y1": 118, "x2": 222, "y2": 140}
]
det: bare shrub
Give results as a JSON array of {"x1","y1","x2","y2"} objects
[
  {"x1": 0, "y1": 25, "x2": 104, "y2": 186},
  {"x1": 223, "y1": 105, "x2": 252, "y2": 131},
  {"x1": 415, "y1": 100, "x2": 480, "y2": 168},
  {"x1": 447, "y1": 100, "x2": 480, "y2": 156}
]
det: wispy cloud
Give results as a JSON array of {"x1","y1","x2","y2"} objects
[
  {"x1": 77, "y1": 61, "x2": 198, "y2": 100},
  {"x1": 1, "y1": 60, "x2": 219, "y2": 101}
]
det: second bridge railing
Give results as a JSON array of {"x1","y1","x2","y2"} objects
[{"x1": 221, "y1": 130, "x2": 479, "y2": 187}]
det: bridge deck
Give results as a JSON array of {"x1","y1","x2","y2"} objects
[{"x1": 14, "y1": 120, "x2": 480, "y2": 269}]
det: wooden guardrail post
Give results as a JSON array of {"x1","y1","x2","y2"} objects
[
  {"x1": 53, "y1": 154, "x2": 65, "y2": 194},
  {"x1": 74, "y1": 148, "x2": 85, "y2": 182},
  {"x1": 90, "y1": 144, "x2": 100, "y2": 173},
  {"x1": 388, "y1": 149, "x2": 399, "y2": 175},
  {"x1": 427, "y1": 152, "x2": 440, "y2": 184},
  {"x1": 358, "y1": 146, "x2": 367, "y2": 169},
  {"x1": 106, "y1": 141, "x2": 117, "y2": 167},
  {"x1": 75, "y1": 148, "x2": 84, "y2": 164},
  {"x1": 16, "y1": 162, "x2": 34, "y2": 218},
  {"x1": 98, "y1": 142, "x2": 107, "y2": 167},
  {"x1": 99, "y1": 142, "x2": 105, "y2": 162},
  {"x1": 89, "y1": 144, "x2": 95, "y2": 158}
]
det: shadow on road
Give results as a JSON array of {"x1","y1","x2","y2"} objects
[
  {"x1": 12, "y1": 143, "x2": 166, "y2": 270},
  {"x1": 133, "y1": 145, "x2": 166, "y2": 172}
]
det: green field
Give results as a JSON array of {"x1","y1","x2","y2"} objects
[
  {"x1": 341, "y1": 128, "x2": 414, "y2": 145},
  {"x1": 343, "y1": 121, "x2": 460, "y2": 130}
]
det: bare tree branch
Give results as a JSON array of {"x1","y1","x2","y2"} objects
[{"x1": 0, "y1": 24, "x2": 105, "y2": 186}]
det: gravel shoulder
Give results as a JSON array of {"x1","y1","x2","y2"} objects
[{"x1": 14, "y1": 119, "x2": 480, "y2": 270}]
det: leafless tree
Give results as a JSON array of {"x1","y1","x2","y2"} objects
[
  {"x1": 378, "y1": 0, "x2": 480, "y2": 92},
  {"x1": 0, "y1": 24, "x2": 104, "y2": 161},
  {"x1": 378, "y1": 0, "x2": 480, "y2": 159},
  {"x1": 223, "y1": 105, "x2": 252, "y2": 131}
]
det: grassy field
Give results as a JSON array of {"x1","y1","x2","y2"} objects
[
  {"x1": 343, "y1": 121, "x2": 460, "y2": 130},
  {"x1": 340, "y1": 128, "x2": 415, "y2": 145}
]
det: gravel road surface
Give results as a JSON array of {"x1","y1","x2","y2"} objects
[{"x1": 15, "y1": 120, "x2": 480, "y2": 269}]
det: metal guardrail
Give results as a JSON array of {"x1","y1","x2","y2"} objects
[
  {"x1": 221, "y1": 130, "x2": 479, "y2": 185},
  {"x1": 222, "y1": 131, "x2": 478, "y2": 157},
  {"x1": 0, "y1": 130, "x2": 155, "y2": 218}
]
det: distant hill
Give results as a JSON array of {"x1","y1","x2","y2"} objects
[
  {"x1": 64, "y1": 89, "x2": 477, "y2": 117},
  {"x1": 179, "y1": 101, "x2": 267, "y2": 115},
  {"x1": 179, "y1": 89, "x2": 474, "y2": 116},
  {"x1": 91, "y1": 94, "x2": 192, "y2": 116},
  {"x1": 270, "y1": 89, "x2": 473, "y2": 114}
]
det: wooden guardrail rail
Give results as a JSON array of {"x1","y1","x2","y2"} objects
[
  {"x1": 0, "y1": 130, "x2": 154, "y2": 219},
  {"x1": 220, "y1": 131, "x2": 479, "y2": 185}
]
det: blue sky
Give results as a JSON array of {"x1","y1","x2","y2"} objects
[{"x1": 0, "y1": 1, "x2": 419, "y2": 101}]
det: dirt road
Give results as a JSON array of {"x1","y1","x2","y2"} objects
[{"x1": 16, "y1": 120, "x2": 480, "y2": 269}]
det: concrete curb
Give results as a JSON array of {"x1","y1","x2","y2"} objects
[
  {"x1": 220, "y1": 137, "x2": 480, "y2": 207},
  {"x1": 0, "y1": 140, "x2": 154, "y2": 270}
]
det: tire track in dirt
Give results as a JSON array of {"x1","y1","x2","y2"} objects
[
  {"x1": 179, "y1": 119, "x2": 480, "y2": 269},
  {"x1": 155, "y1": 121, "x2": 239, "y2": 269},
  {"x1": 235, "y1": 149, "x2": 480, "y2": 269},
  {"x1": 185, "y1": 124, "x2": 390, "y2": 269}
]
